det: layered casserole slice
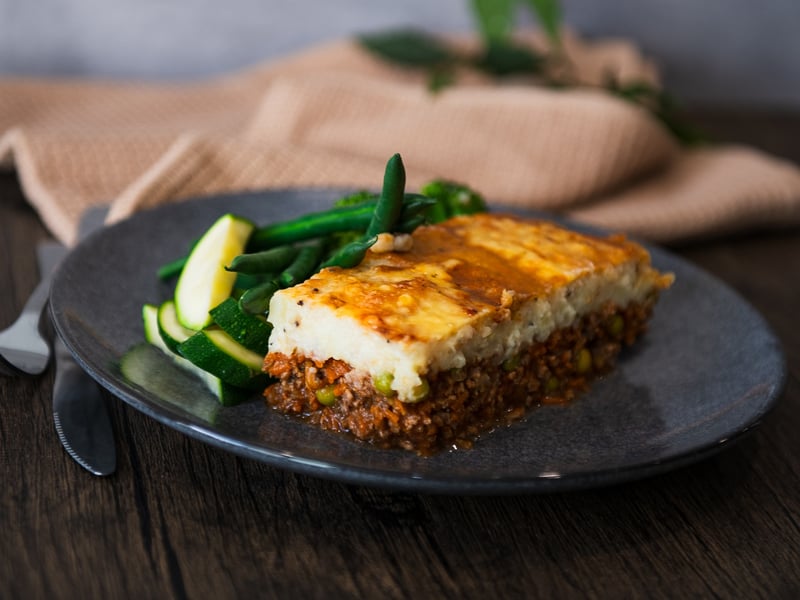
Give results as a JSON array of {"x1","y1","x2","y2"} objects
[{"x1": 264, "y1": 213, "x2": 673, "y2": 453}]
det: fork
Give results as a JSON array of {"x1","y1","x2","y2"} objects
[{"x1": 0, "y1": 257, "x2": 59, "y2": 375}]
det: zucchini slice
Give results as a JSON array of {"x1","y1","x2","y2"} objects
[
  {"x1": 157, "y1": 300, "x2": 196, "y2": 353},
  {"x1": 143, "y1": 303, "x2": 166, "y2": 349},
  {"x1": 121, "y1": 343, "x2": 249, "y2": 413},
  {"x1": 178, "y1": 328, "x2": 268, "y2": 390},
  {"x1": 140, "y1": 304, "x2": 253, "y2": 406},
  {"x1": 174, "y1": 213, "x2": 255, "y2": 330},
  {"x1": 209, "y1": 297, "x2": 272, "y2": 356}
]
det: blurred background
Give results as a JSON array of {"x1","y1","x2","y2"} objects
[{"x1": 1, "y1": 0, "x2": 797, "y2": 108}]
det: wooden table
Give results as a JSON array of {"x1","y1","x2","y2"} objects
[{"x1": 2, "y1": 112, "x2": 799, "y2": 599}]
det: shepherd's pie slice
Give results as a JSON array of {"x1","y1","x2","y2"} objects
[{"x1": 263, "y1": 213, "x2": 673, "y2": 453}]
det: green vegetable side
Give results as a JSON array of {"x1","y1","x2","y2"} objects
[{"x1": 135, "y1": 153, "x2": 488, "y2": 406}]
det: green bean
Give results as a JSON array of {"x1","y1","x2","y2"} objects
[
  {"x1": 157, "y1": 237, "x2": 200, "y2": 279},
  {"x1": 233, "y1": 272, "x2": 273, "y2": 292},
  {"x1": 395, "y1": 214, "x2": 427, "y2": 234},
  {"x1": 157, "y1": 256, "x2": 188, "y2": 280},
  {"x1": 366, "y1": 153, "x2": 406, "y2": 237},
  {"x1": 398, "y1": 194, "x2": 437, "y2": 219},
  {"x1": 278, "y1": 239, "x2": 328, "y2": 288},
  {"x1": 248, "y1": 203, "x2": 377, "y2": 249},
  {"x1": 248, "y1": 193, "x2": 434, "y2": 250},
  {"x1": 238, "y1": 279, "x2": 281, "y2": 315},
  {"x1": 225, "y1": 245, "x2": 299, "y2": 274},
  {"x1": 422, "y1": 199, "x2": 448, "y2": 224},
  {"x1": 319, "y1": 236, "x2": 378, "y2": 270},
  {"x1": 401, "y1": 192, "x2": 433, "y2": 203},
  {"x1": 394, "y1": 198, "x2": 437, "y2": 234}
]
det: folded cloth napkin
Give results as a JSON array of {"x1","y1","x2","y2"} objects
[{"x1": 1, "y1": 31, "x2": 799, "y2": 246}]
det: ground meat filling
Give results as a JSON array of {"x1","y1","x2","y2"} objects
[{"x1": 263, "y1": 300, "x2": 655, "y2": 454}]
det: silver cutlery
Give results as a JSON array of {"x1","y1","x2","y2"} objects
[
  {"x1": 51, "y1": 333, "x2": 117, "y2": 476},
  {"x1": 43, "y1": 206, "x2": 117, "y2": 476},
  {"x1": 0, "y1": 248, "x2": 60, "y2": 375}
]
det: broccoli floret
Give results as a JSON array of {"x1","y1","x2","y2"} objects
[
  {"x1": 333, "y1": 189, "x2": 375, "y2": 208},
  {"x1": 420, "y1": 180, "x2": 488, "y2": 223}
]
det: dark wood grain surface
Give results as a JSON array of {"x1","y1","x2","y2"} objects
[{"x1": 2, "y1": 112, "x2": 799, "y2": 599}]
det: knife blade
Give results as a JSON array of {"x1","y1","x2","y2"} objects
[
  {"x1": 42, "y1": 206, "x2": 117, "y2": 476},
  {"x1": 51, "y1": 334, "x2": 117, "y2": 476}
]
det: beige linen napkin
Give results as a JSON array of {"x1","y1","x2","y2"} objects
[{"x1": 1, "y1": 31, "x2": 799, "y2": 246}]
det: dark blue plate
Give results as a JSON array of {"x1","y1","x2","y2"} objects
[{"x1": 49, "y1": 189, "x2": 786, "y2": 494}]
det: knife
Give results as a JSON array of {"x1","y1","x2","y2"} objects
[{"x1": 42, "y1": 206, "x2": 117, "y2": 476}]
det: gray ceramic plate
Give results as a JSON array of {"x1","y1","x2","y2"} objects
[{"x1": 49, "y1": 189, "x2": 786, "y2": 494}]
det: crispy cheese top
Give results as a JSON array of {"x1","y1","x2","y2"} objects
[{"x1": 278, "y1": 214, "x2": 669, "y2": 344}]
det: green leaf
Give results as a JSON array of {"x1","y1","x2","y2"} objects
[
  {"x1": 522, "y1": 0, "x2": 562, "y2": 45},
  {"x1": 605, "y1": 77, "x2": 706, "y2": 146},
  {"x1": 606, "y1": 78, "x2": 662, "y2": 102},
  {"x1": 357, "y1": 29, "x2": 457, "y2": 68},
  {"x1": 427, "y1": 68, "x2": 457, "y2": 93},
  {"x1": 470, "y1": 0, "x2": 516, "y2": 42},
  {"x1": 474, "y1": 39, "x2": 542, "y2": 76}
]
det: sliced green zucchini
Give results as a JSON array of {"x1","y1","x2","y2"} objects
[
  {"x1": 178, "y1": 328, "x2": 268, "y2": 390},
  {"x1": 143, "y1": 304, "x2": 166, "y2": 349},
  {"x1": 140, "y1": 304, "x2": 253, "y2": 406},
  {"x1": 157, "y1": 300, "x2": 196, "y2": 353},
  {"x1": 209, "y1": 297, "x2": 272, "y2": 356},
  {"x1": 174, "y1": 213, "x2": 255, "y2": 330}
]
